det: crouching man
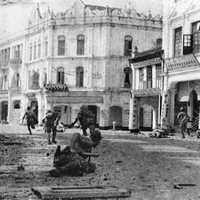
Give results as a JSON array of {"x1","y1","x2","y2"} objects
[{"x1": 49, "y1": 129, "x2": 102, "y2": 177}]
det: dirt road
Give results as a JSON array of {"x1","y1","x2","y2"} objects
[{"x1": 1, "y1": 126, "x2": 200, "y2": 199}]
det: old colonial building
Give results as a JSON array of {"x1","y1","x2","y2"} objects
[
  {"x1": 162, "y1": 0, "x2": 200, "y2": 131},
  {"x1": 0, "y1": 0, "x2": 162, "y2": 128},
  {"x1": 129, "y1": 47, "x2": 163, "y2": 131}
]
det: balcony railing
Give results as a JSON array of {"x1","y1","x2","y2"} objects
[
  {"x1": 165, "y1": 54, "x2": 199, "y2": 72},
  {"x1": 137, "y1": 79, "x2": 161, "y2": 90},
  {"x1": 44, "y1": 83, "x2": 69, "y2": 92},
  {"x1": 0, "y1": 89, "x2": 8, "y2": 94},
  {"x1": 10, "y1": 58, "x2": 22, "y2": 65},
  {"x1": 133, "y1": 88, "x2": 161, "y2": 97}
]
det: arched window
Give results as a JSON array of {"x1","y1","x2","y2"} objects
[
  {"x1": 58, "y1": 35, "x2": 65, "y2": 56},
  {"x1": 11, "y1": 73, "x2": 20, "y2": 88},
  {"x1": 43, "y1": 72, "x2": 47, "y2": 86},
  {"x1": 57, "y1": 67, "x2": 64, "y2": 84},
  {"x1": 77, "y1": 34, "x2": 85, "y2": 55},
  {"x1": 76, "y1": 66, "x2": 84, "y2": 87},
  {"x1": 156, "y1": 38, "x2": 162, "y2": 48},
  {"x1": 31, "y1": 71, "x2": 39, "y2": 89},
  {"x1": 124, "y1": 35, "x2": 133, "y2": 56},
  {"x1": 124, "y1": 67, "x2": 132, "y2": 88}
]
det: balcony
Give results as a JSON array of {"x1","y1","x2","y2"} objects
[
  {"x1": 165, "y1": 54, "x2": 199, "y2": 73},
  {"x1": 0, "y1": 62, "x2": 9, "y2": 70},
  {"x1": 44, "y1": 83, "x2": 69, "y2": 92},
  {"x1": 0, "y1": 89, "x2": 8, "y2": 94},
  {"x1": 9, "y1": 58, "x2": 22, "y2": 69},
  {"x1": 9, "y1": 86, "x2": 22, "y2": 93},
  {"x1": 133, "y1": 88, "x2": 161, "y2": 97},
  {"x1": 0, "y1": 89, "x2": 8, "y2": 98}
]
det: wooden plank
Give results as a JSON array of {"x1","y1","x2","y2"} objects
[{"x1": 32, "y1": 186, "x2": 131, "y2": 200}]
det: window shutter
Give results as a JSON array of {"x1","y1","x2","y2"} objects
[{"x1": 183, "y1": 34, "x2": 193, "y2": 55}]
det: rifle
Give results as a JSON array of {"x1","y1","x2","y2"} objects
[{"x1": 81, "y1": 152, "x2": 99, "y2": 163}]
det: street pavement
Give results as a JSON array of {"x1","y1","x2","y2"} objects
[{"x1": 1, "y1": 124, "x2": 200, "y2": 199}]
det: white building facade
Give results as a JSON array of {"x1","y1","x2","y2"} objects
[
  {"x1": 162, "y1": 0, "x2": 200, "y2": 131},
  {"x1": 0, "y1": 0, "x2": 162, "y2": 129},
  {"x1": 129, "y1": 47, "x2": 163, "y2": 131}
]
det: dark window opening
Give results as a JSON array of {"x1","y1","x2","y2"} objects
[
  {"x1": 139, "y1": 68, "x2": 144, "y2": 89},
  {"x1": 156, "y1": 64, "x2": 162, "y2": 88},
  {"x1": 77, "y1": 35, "x2": 85, "y2": 55},
  {"x1": 58, "y1": 36, "x2": 65, "y2": 56},
  {"x1": 57, "y1": 67, "x2": 65, "y2": 84},
  {"x1": 183, "y1": 34, "x2": 193, "y2": 55},
  {"x1": 156, "y1": 38, "x2": 162, "y2": 48},
  {"x1": 124, "y1": 35, "x2": 133, "y2": 56},
  {"x1": 147, "y1": 66, "x2": 152, "y2": 89},
  {"x1": 123, "y1": 67, "x2": 132, "y2": 88},
  {"x1": 174, "y1": 27, "x2": 182, "y2": 57},
  {"x1": 30, "y1": 71, "x2": 40, "y2": 89},
  {"x1": 76, "y1": 66, "x2": 84, "y2": 87},
  {"x1": 192, "y1": 21, "x2": 200, "y2": 53}
]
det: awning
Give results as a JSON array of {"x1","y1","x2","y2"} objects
[
  {"x1": 47, "y1": 96, "x2": 103, "y2": 104},
  {"x1": 178, "y1": 94, "x2": 200, "y2": 102},
  {"x1": 165, "y1": 54, "x2": 200, "y2": 72}
]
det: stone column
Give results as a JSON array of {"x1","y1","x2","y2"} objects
[
  {"x1": 0, "y1": 101, "x2": 2, "y2": 122},
  {"x1": 158, "y1": 94, "x2": 161, "y2": 125},
  {"x1": 152, "y1": 108, "x2": 157, "y2": 130},
  {"x1": 128, "y1": 94, "x2": 138, "y2": 131},
  {"x1": 169, "y1": 88, "x2": 176, "y2": 126},
  {"x1": 135, "y1": 69, "x2": 139, "y2": 90},
  {"x1": 131, "y1": 64, "x2": 136, "y2": 90},
  {"x1": 152, "y1": 65, "x2": 157, "y2": 88},
  {"x1": 128, "y1": 94, "x2": 134, "y2": 130},
  {"x1": 129, "y1": 64, "x2": 137, "y2": 131},
  {"x1": 7, "y1": 90, "x2": 11, "y2": 123},
  {"x1": 143, "y1": 67, "x2": 147, "y2": 88},
  {"x1": 198, "y1": 107, "x2": 200, "y2": 129}
]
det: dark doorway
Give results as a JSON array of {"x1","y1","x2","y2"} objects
[
  {"x1": 139, "y1": 105, "x2": 153, "y2": 131},
  {"x1": 109, "y1": 106, "x2": 122, "y2": 129},
  {"x1": 88, "y1": 105, "x2": 97, "y2": 126},
  {"x1": 1, "y1": 101, "x2": 8, "y2": 121},
  {"x1": 139, "y1": 107, "x2": 144, "y2": 128}
]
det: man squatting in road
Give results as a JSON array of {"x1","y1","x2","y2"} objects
[
  {"x1": 177, "y1": 107, "x2": 189, "y2": 139},
  {"x1": 69, "y1": 105, "x2": 96, "y2": 136},
  {"x1": 50, "y1": 129, "x2": 102, "y2": 177}
]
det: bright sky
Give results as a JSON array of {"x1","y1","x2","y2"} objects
[{"x1": 0, "y1": 0, "x2": 163, "y2": 37}]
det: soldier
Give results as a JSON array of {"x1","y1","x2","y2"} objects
[
  {"x1": 52, "y1": 112, "x2": 61, "y2": 144},
  {"x1": 70, "y1": 105, "x2": 95, "y2": 136},
  {"x1": 22, "y1": 106, "x2": 37, "y2": 135},
  {"x1": 50, "y1": 129, "x2": 102, "y2": 177},
  {"x1": 43, "y1": 110, "x2": 54, "y2": 144},
  {"x1": 177, "y1": 107, "x2": 189, "y2": 139}
]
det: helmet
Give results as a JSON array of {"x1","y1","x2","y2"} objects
[{"x1": 91, "y1": 129, "x2": 102, "y2": 142}]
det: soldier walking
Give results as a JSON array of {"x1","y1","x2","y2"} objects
[
  {"x1": 43, "y1": 110, "x2": 61, "y2": 144},
  {"x1": 22, "y1": 106, "x2": 37, "y2": 135},
  {"x1": 177, "y1": 107, "x2": 189, "y2": 139}
]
